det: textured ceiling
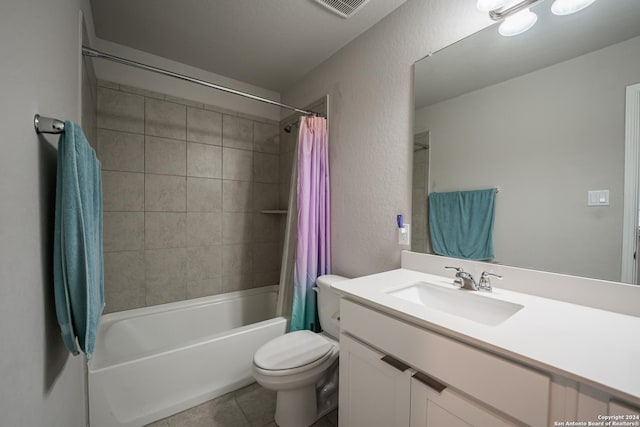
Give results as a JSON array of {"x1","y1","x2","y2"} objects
[{"x1": 90, "y1": 0, "x2": 407, "y2": 91}]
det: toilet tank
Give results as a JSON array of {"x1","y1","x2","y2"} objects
[{"x1": 316, "y1": 274, "x2": 348, "y2": 339}]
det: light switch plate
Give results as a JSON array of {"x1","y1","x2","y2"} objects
[{"x1": 587, "y1": 190, "x2": 609, "y2": 206}]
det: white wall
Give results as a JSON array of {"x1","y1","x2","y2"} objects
[
  {"x1": 282, "y1": 0, "x2": 491, "y2": 277},
  {"x1": 0, "y1": 1, "x2": 94, "y2": 425},
  {"x1": 93, "y1": 38, "x2": 282, "y2": 121},
  {"x1": 415, "y1": 36, "x2": 640, "y2": 281}
]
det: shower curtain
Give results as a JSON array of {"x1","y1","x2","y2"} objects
[{"x1": 290, "y1": 116, "x2": 330, "y2": 332}]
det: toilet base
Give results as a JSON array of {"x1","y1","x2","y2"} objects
[
  {"x1": 253, "y1": 333, "x2": 341, "y2": 427},
  {"x1": 274, "y1": 385, "x2": 318, "y2": 427}
]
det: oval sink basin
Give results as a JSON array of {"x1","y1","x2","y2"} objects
[{"x1": 386, "y1": 281, "x2": 523, "y2": 326}]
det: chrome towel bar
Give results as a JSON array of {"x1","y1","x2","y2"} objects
[{"x1": 34, "y1": 114, "x2": 65, "y2": 134}]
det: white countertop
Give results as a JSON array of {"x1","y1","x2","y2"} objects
[{"x1": 332, "y1": 268, "x2": 640, "y2": 405}]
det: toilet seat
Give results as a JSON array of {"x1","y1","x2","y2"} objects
[{"x1": 253, "y1": 331, "x2": 338, "y2": 377}]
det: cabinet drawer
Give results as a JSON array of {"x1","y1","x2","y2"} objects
[{"x1": 341, "y1": 299, "x2": 550, "y2": 426}]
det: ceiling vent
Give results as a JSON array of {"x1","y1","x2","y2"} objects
[{"x1": 314, "y1": 0, "x2": 372, "y2": 18}]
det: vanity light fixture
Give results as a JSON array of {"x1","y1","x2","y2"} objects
[
  {"x1": 482, "y1": 0, "x2": 598, "y2": 37},
  {"x1": 498, "y1": 7, "x2": 538, "y2": 36},
  {"x1": 485, "y1": 0, "x2": 542, "y2": 37},
  {"x1": 476, "y1": 0, "x2": 511, "y2": 12},
  {"x1": 551, "y1": 0, "x2": 597, "y2": 16}
]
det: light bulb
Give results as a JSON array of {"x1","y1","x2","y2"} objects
[
  {"x1": 551, "y1": 0, "x2": 597, "y2": 15},
  {"x1": 498, "y1": 8, "x2": 538, "y2": 36},
  {"x1": 477, "y1": 0, "x2": 511, "y2": 12}
]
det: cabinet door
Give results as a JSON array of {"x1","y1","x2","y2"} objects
[
  {"x1": 339, "y1": 333, "x2": 412, "y2": 427},
  {"x1": 609, "y1": 400, "x2": 640, "y2": 417},
  {"x1": 410, "y1": 374, "x2": 514, "y2": 427}
]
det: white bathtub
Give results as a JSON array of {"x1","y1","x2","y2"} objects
[{"x1": 88, "y1": 285, "x2": 287, "y2": 427}]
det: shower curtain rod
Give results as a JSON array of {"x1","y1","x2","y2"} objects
[{"x1": 82, "y1": 46, "x2": 323, "y2": 117}]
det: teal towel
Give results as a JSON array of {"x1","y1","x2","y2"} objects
[
  {"x1": 429, "y1": 189, "x2": 497, "y2": 261},
  {"x1": 53, "y1": 121, "x2": 104, "y2": 359}
]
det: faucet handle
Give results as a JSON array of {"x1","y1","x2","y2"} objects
[
  {"x1": 446, "y1": 267, "x2": 464, "y2": 288},
  {"x1": 478, "y1": 271, "x2": 502, "y2": 292}
]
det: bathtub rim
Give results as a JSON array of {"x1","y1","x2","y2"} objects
[
  {"x1": 89, "y1": 285, "x2": 280, "y2": 372},
  {"x1": 89, "y1": 316, "x2": 288, "y2": 373},
  {"x1": 100, "y1": 285, "x2": 279, "y2": 324}
]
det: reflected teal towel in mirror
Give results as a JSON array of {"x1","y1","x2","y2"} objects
[
  {"x1": 53, "y1": 121, "x2": 104, "y2": 359},
  {"x1": 428, "y1": 189, "x2": 496, "y2": 261}
]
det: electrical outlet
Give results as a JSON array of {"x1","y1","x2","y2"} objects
[{"x1": 398, "y1": 224, "x2": 411, "y2": 246}]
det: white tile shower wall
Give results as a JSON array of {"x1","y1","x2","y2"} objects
[{"x1": 97, "y1": 81, "x2": 285, "y2": 312}]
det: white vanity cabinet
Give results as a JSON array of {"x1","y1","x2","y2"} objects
[
  {"x1": 409, "y1": 373, "x2": 513, "y2": 427},
  {"x1": 568, "y1": 383, "x2": 640, "y2": 422},
  {"x1": 339, "y1": 332, "x2": 513, "y2": 427},
  {"x1": 339, "y1": 333, "x2": 411, "y2": 427},
  {"x1": 339, "y1": 299, "x2": 551, "y2": 427},
  {"x1": 608, "y1": 400, "x2": 640, "y2": 417},
  {"x1": 333, "y1": 261, "x2": 640, "y2": 426}
]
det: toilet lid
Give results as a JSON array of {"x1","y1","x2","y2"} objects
[{"x1": 254, "y1": 330, "x2": 335, "y2": 371}]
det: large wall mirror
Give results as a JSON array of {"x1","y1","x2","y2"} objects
[{"x1": 412, "y1": 0, "x2": 640, "y2": 283}]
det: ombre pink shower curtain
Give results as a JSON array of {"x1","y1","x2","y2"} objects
[{"x1": 290, "y1": 116, "x2": 330, "y2": 332}]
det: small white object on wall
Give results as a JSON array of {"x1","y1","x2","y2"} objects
[
  {"x1": 587, "y1": 190, "x2": 609, "y2": 206},
  {"x1": 398, "y1": 224, "x2": 411, "y2": 246}
]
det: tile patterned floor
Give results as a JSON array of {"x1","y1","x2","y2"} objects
[{"x1": 145, "y1": 383, "x2": 338, "y2": 427}]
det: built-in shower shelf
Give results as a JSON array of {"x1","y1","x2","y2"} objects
[{"x1": 260, "y1": 210, "x2": 288, "y2": 214}]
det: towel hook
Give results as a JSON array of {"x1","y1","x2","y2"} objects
[{"x1": 34, "y1": 114, "x2": 65, "y2": 134}]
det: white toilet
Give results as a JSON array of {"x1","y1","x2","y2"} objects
[{"x1": 253, "y1": 274, "x2": 347, "y2": 427}]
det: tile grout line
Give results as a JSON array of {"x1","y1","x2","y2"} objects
[
  {"x1": 184, "y1": 104, "x2": 189, "y2": 272},
  {"x1": 143, "y1": 97, "x2": 148, "y2": 307},
  {"x1": 232, "y1": 392, "x2": 255, "y2": 426}
]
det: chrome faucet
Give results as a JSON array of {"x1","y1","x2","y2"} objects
[
  {"x1": 444, "y1": 267, "x2": 503, "y2": 292},
  {"x1": 444, "y1": 266, "x2": 478, "y2": 291}
]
